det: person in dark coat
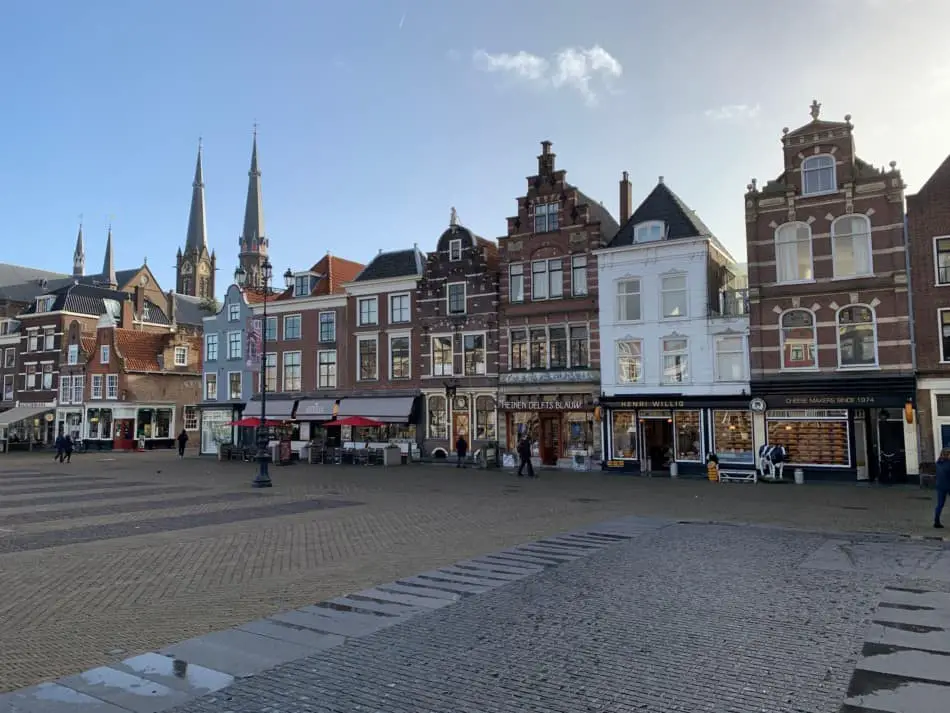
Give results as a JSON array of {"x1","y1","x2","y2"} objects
[
  {"x1": 54, "y1": 433, "x2": 65, "y2": 463},
  {"x1": 935, "y1": 449, "x2": 950, "y2": 529},
  {"x1": 177, "y1": 429, "x2": 189, "y2": 459},
  {"x1": 455, "y1": 434, "x2": 468, "y2": 468},
  {"x1": 516, "y1": 436, "x2": 535, "y2": 478},
  {"x1": 63, "y1": 434, "x2": 73, "y2": 463}
]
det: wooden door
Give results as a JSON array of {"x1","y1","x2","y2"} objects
[
  {"x1": 539, "y1": 415, "x2": 560, "y2": 465},
  {"x1": 452, "y1": 412, "x2": 470, "y2": 446}
]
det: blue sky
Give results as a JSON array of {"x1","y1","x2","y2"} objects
[{"x1": 2, "y1": 0, "x2": 948, "y2": 295}]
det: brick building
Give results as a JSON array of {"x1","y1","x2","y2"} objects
[
  {"x1": 906, "y1": 152, "x2": 950, "y2": 465},
  {"x1": 744, "y1": 101, "x2": 916, "y2": 482},
  {"x1": 417, "y1": 209, "x2": 500, "y2": 459},
  {"x1": 497, "y1": 141, "x2": 619, "y2": 467}
]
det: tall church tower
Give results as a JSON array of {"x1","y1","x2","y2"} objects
[
  {"x1": 237, "y1": 129, "x2": 268, "y2": 288},
  {"x1": 72, "y1": 222, "x2": 85, "y2": 278},
  {"x1": 176, "y1": 141, "x2": 216, "y2": 299}
]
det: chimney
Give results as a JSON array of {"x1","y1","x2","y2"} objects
[
  {"x1": 166, "y1": 289, "x2": 177, "y2": 327},
  {"x1": 134, "y1": 286, "x2": 145, "y2": 319},
  {"x1": 619, "y1": 171, "x2": 632, "y2": 223},
  {"x1": 538, "y1": 140, "x2": 555, "y2": 176},
  {"x1": 121, "y1": 295, "x2": 134, "y2": 328}
]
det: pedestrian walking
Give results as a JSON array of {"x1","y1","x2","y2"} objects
[
  {"x1": 455, "y1": 433, "x2": 468, "y2": 468},
  {"x1": 935, "y1": 449, "x2": 950, "y2": 529},
  {"x1": 54, "y1": 433, "x2": 65, "y2": 463},
  {"x1": 516, "y1": 436, "x2": 535, "y2": 478},
  {"x1": 63, "y1": 434, "x2": 73, "y2": 463},
  {"x1": 177, "y1": 429, "x2": 189, "y2": 459}
]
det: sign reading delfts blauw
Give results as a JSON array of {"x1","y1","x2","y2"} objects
[{"x1": 501, "y1": 400, "x2": 585, "y2": 410}]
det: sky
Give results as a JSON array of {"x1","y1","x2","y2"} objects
[{"x1": 2, "y1": 0, "x2": 949, "y2": 295}]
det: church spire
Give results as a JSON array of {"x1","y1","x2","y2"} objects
[
  {"x1": 184, "y1": 139, "x2": 207, "y2": 253},
  {"x1": 73, "y1": 221, "x2": 85, "y2": 278},
  {"x1": 102, "y1": 225, "x2": 117, "y2": 289},
  {"x1": 240, "y1": 127, "x2": 266, "y2": 255}
]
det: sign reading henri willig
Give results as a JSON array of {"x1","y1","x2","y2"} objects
[{"x1": 611, "y1": 400, "x2": 685, "y2": 409}]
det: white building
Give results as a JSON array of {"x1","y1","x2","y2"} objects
[{"x1": 594, "y1": 175, "x2": 752, "y2": 475}]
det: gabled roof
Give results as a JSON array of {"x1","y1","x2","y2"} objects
[
  {"x1": 353, "y1": 247, "x2": 426, "y2": 282},
  {"x1": 78, "y1": 268, "x2": 142, "y2": 290},
  {"x1": 243, "y1": 287, "x2": 280, "y2": 304},
  {"x1": 172, "y1": 293, "x2": 207, "y2": 326},
  {"x1": 19, "y1": 282, "x2": 129, "y2": 317},
  {"x1": 609, "y1": 180, "x2": 713, "y2": 247},
  {"x1": 110, "y1": 329, "x2": 201, "y2": 373},
  {"x1": 310, "y1": 254, "x2": 365, "y2": 295},
  {"x1": 80, "y1": 336, "x2": 97, "y2": 355},
  {"x1": 910, "y1": 152, "x2": 950, "y2": 198},
  {"x1": 574, "y1": 189, "x2": 621, "y2": 243}
]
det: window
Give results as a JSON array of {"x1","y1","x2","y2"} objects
[
  {"x1": 617, "y1": 279, "x2": 641, "y2": 321},
  {"x1": 294, "y1": 274, "x2": 312, "y2": 297},
  {"x1": 60, "y1": 375, "x2": 71, "y2": 403},
  {"x1": 570, "y1": 326, "x2": 589, "y2": 368},
  {"x1": 91, "y1": 374, "x2": 103, "y2": 400},
  {"x1": 390, "y1": 294, "x2": 410, "y2": 323},
  {"x1": 0, "y1": 320, "x2": 15, "y2": 336},
  {"x1": 534, "y1": 202, "x2": 559, "y2": 232},
  {"x1": 571, "y1": 255, "x2": 588, "y2": 296},
  {"x1": 530, "y1": 328, "x2": 547, "y2": 369},
  {"x1": 100, "y1": 345, "x2": 110, "y2": 364},
  {"x1": 264, "y1": 317, "x2": 277, "y2": 341},
  {"x1": 227, "y1": 331, "x2": 242, "y2": 360},
  {"x1": 205, "y1": 373, "x2": 217, "y2": 400},
  {"x1": 263, "y1": 353, "x2": 277, "y2": 392},
  {"x1": 509, "y1": 264, "x2": 525, "y2": 302},
  {"x1": 715, "y1": 336, "x2": 745, "y2": 381},
  {"x1": 106, "y1": 374, "x2": 118, "y2": 399},
  {"x1": 26, "y1": 330, "x2": 38, "y2": 352},
  {"x1": 35, "y1": 296, "x2": 54, "y2": 313},
  {"x1": 548, "y1": 259, "x2": 564, "y2": 298},
  {"x1": 531, "y1": 261, "x2": 548, "y2": 300},
  {"x1": 661, "y1": 274, "x2": 688, "y2": 318},
  {"x1": 936, "y1": 237, "x2": 950, "y2": 285},
  {"x1": 549, "y1": 327, "x2": 567, "y2": 368},
  {"x1": 2, "y1": 374, "x2": 12, "y2": 401},
  {"x1": 318, "y1": 351, "x2": 337, "y2": 388},
  {"x1": 44, "y1": 327, "x2": 55, "y2": 350},
  {"x1": 390, "y1": 336, "x2": 410, "y2": 379},
  {"x1": 775, "y1": 222, "x2": 813, "y2": 283},
  {"x1": 428, "y1": 395, "x2": 447, "y2": 439},
  {"x1": 358, "y1": 337, "x2": 378, "y2": 381},
  {"x1": 780, "y1": 309, "x2": 818, "y2": 369},
  {"x1": 662, "y1": 338, "x2": 688, "y2": 383},
  {"x1": 447, "y1": 283, "x2": 466, "y2": 315},
  {"x1": 5, "y1": 347, "x2": 15, "y2": 368},
  {"x1": 24, "y1": 364, "x2": 36, "y2": 390},
  {"x1": 72, "y1": 375, "x2": 83, "y2": 404},
  {"x1": 634, "y1": 221, "x2": 664, "y2": 243},
  {"x1": 42, "y1": 363, "x2": 52, "y2": 390},
  {"x1": 432, "y1": 336, "x2": 453, "y2": 376},
  {"x1": 801, "y1": 154, "x2": 836, "y2": 195},
  {"x1": 617, "y1": 340, "x2": 642, "y2": 383},
  {"x1": 319, "y1": 312, "x2": 336, "y2": 342},
  {"x1": 228, "y1": 372, "x2": 242, "y2": 399},
  {"x1": 64, "y1": 343, "x2": 76, "y2": 366},
  {"x1": 475, "y1": 396, "x2": 496, "y2": 440},
  {"x1": 228, "y1": 303, "x2": 240, "y2": 321},
  {"x1": 358, "y1": 298, "x2": 378, "y2": 326},
  {"x1": 941, "y1": 311, "x2": 950, "y2": 362},
  {"x1": 282, "y1": 351, "x2": 302, "y2": 391},
  {"x1": 449, "y1": 239, "x2": 462, "y2": 261},
  {"x1": 510, "y1": 329, "x2": 528, "y2": 370},
  {"x1": 832, "y1": 215, "x2": 873, "y2": 277},
  {"x1": 463, "y1": 334, "x2": 486, "y2": 375},
  {"x1": 174, "y1": 346, "x2": 188, "y2": 366},
  {"x1": 184, "y1": 406, "x2": 198, "y2": 430},
  {"x1": 205, "y1": 334, "x2": 218, "y2": 361},
  {"x1": 837, "y1": 305, "x2": 877, "y2": 368},
  {"x1": 283, "y1": 315, "x2": 302, "y2": 340}
]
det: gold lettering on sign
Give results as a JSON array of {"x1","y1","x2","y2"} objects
[
  {"x1": 782, "y1": 395, "x2": 876, "y2": 406},
  {"x1": 612, "y1": 400, "x2": 686, "y2": 409}
]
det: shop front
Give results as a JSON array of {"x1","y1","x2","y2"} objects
[
  {"x1": 0, "y1": 404, "x2": 56, "y2": 451},
  {"x1": 500, "y1": 394, "x2": 598, "y2": 469},
  {"x1": 84, "y1": 404, "x2": 134, "y2": 450},
  {"x1": 55, "y1": 407, "x2": 84, "y2": 442},
  {"x1": 295, "y1": 398, "x2": 338, "y2": 447},
  {"x1": 132, "y1": 405, "x2": 176, "y2": 449},
  {"x1": 336, "y1": 394, "x2": 421, "y2": 459},
  {"x1": 421, "y1": 389, "x2": 498, "y2": 460},
  {"x1": 600, "y1": 396, "x2": 755, "y2": 476},
  {"x1": 751, "y1": 376, "x2": 918, "y2": 482},
  {"x1": 198, "y1": 402, "x2": 243, "y2": 456}
]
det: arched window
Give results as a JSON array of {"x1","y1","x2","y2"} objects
[
  {"x1": 780, "y1": 309, "x2": 817, "y2": 370},
  {"x1": 837, "y1": 305, "x2": 877, "y2": 368},
  {"x1": 427, "y1": 395, "x2": 447, "y2": 439},
  {"x1": 182, "y1": 277, "x2": 192, "y2": 295},
  {"x1": 775, "y1": 222, "x2": 813, "y2": 283},
  {"x1": 475, "y1": 396, "x2": 496, "y2": 440},
  {"x1": 831, "y1": 215, "x2": 873, "y2": 278},
  {"x1": 802, "y1": 154, "x2": 836, "y2": 195}
]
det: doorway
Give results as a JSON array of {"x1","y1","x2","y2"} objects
[
  {"x1": 452, "y1": 411, "x2": 470, "y2": 446},
  {"x1": 539, "y1": 415, "x2": 561, "y2": 466},
  {"x1": 854, "y1": 417, "x2": 869, "y2": 481},
  {"x1": 877, "y1": 414, "x2": 907, "y2": 483},
  {"x1": 640, "y1": 418, "x2": 674, "y2": 471}
]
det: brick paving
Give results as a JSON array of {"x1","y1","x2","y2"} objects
[{"x1": 0, "y1": 450, "x2": 947, "y2": 704}]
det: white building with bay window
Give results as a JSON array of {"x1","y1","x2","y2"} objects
[{"x1": 594, "y1": 175, "x2": 752, "y2": 475}]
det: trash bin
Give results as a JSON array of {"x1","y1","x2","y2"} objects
[{"x1": 794, "y1": 468, "x2": 805, "y2": 485}]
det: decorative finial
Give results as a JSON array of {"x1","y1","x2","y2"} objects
[
  {"x1": 658, "y1": 175, "x2": 664, "y2": 184},
  {"x1": 782, "y1": 127, "x2": 789, "y2": 135},
  {"x1": 144, "y1": 256, "x2": 148, "y2": 265},
  {"x1": 809, "y1": 99, "x2": 821, "y2": 121},
  {"x1": 844, "y1": 114, "x2": 851, "y2": 123},
  {"x1": 252, "y1": 121, "x2": 258, "y2": 138},
  {"x1": 450, "y1": 206, "x2": 458, "y2": 226},
  {"x1": 79, "y1": 212, "x2": 83, "y2": 227},
  {"x1": 889, "y1": 160, "x2": 897, "y2": 170}
]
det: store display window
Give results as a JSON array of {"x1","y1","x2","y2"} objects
[
  {"x1": 610, "y1": 411, "x2": 637, "y2": 459},
  {"x1": 712, "y1": 410, "x2": 754, "y2": 464},
  {"x1": 674, "y1": 410, "x2": 702, "y2": 461},
  {"x1": 766, "y1": 409, "x2": 850, "y2": 467}
]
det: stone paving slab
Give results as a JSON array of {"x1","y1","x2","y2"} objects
[
  {"x1": 56, "y1": 668, "x2": 191, "y2": 713},
  {"x1": 112, "y1": 654, "x2": 234, "y2": 697},
  {"x1": 1, "y1": 683, "x2": 128, "y2": 713}
]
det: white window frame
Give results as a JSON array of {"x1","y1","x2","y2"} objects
[
  {"x1": 779, "y1": 308, "x2": 819, "y2": 371},
  {"x1": 204, "y1": 373, "x2": 218, "y2": 400},
  {"x1": 318, "y1": 311, "x2": 336, "y2": 342},
  {"x1": 534, "y1": 202, "x2": 559, "y2": 233},
  {"x1": 547, "y1": 258, "x2": 563, "y2": 298},
  {"x1": 281, "y1": 350, "x2": 302, "y2": 392},
  {"x1": 26, "y1": 329, "x2": 39, "y2": 352},
  {"x1": 72, "y1": 375, "x2": 83, "y2": 404},
  {"x1": 448, "y1": 238, "x2": 462, "y2": 261},
  {"x1": 91, "y1": 374, "x2": 103, "y2": 400},
  {"x1": 714, "y1": 335, "x2": 746, "y2": 382},
  {"x1": 262, "y1": 352, "x2": 277, "y2": 393},
  {"x1": 283, "y1": 314, "x2": 302, "y2": 341},
  {"x1": 205, "y1": 333, "x2": 218, "y2": 361},
  {"x1": 616, "y1": 340, "x2": 643, "y2": 384},
  {"x1": 431, "y1": 334, "x2": 454, "y2": 377},
  {"x1": 317, "y1": 350, "x2": 337, "y2": 388},
  {"x1": 67, "y1": 344, "x2": 78, "y2": 365},
  {"x1": 60, "y1": 375, "x2": 71, "y2": 403},
  {"x1": 106, "y1": 373, "x2": 119, "y2": 400},
  {"x1": 935, "y1": 236, "x2": 950, "y2": 287},
  {"x1": 2, "y1": 374, "x2": 13, "y2": 401},
  {"x1": 941, "y1": 310, "x2": 950, "y2": 364},
  {"x1": 358, "y1": 297, "x2": 378, "y2": 326},
  {"x1": 447, "y1": 282, "x2": 466, "y2": 315},
  {"x1": 801, "y1": 154, "x2": 836, "y2": 196},
  {"x1": 100, "y1": 345, "x2": 110, "y2": 364},
  {"x1": 227, "y1": 303, "x2": 240, "y2": 321},
  {"x1": 571, "y1": 255, "x2": 588, "y2": 296},
  {"x1": 661, "y1": 337, "x2": 689, "y2": 384},
  {"x1": 389, "y1": 293, "x2": 411, "y2": 324},
  {"x1": 531, "y1": 261, "x2": 548, "y2": 301},
  {"x1": 775, "y1": 222, "x2": 814, "y2": 284},
  {"x1": 227, "y1": 330, "x2": 242, "y2": 360},
  {"x1": 42, "y1": 362, "x2": 53, "y2": 390},
  {"x1": 462, "y1": 331, "x2": 487, "y2": 376},
  {"x1": 24, "y1": 363, "x2": 36, "y2": 390},
  {"x1": 831, "y1": 214, "x2": 873, "y2": 278},
  {"x1": 836, "y1": 304, "x2": 879, "y2": 370},
  {"x1": 44, "y1": 327, "x2": 55, "y2": 351},
  {"x1": 389, "y1": 333, "x2": 411, "y2": 380},
  {"x1": 660, "y1": 273, "x2": 688, "y2": 319},
  {"x1": 174, "y1": 346, "x2": 188, "y2": 366},
  {"x1": 227, "y1": 371, "x2": 243, "y2": 400},
  {"x1": 4, "y1": 347, "x2": 15, "y2": 368},
  {"x1": 264, "y1": 316, "x2": 277, "y2": 342},
  {"x1": 356, "y1": 335, "x2": 379, "y2": 381},
  {"x1": 634, "y1": 221, "x2": 665, "y2": 243},
  {"x1": 293, "y1": 272, "x2": 315, "y2": 298},
  {"x1": 509, "y1": 263, "x2": 525, "y2": 302},
  {"x1": 184, "y1": 405, "x2": 198, "y2": 430},
  {"x1": 616, "y1": 278, "x2": 642, "y2": 322}
]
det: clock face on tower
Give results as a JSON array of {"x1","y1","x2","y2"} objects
[
  {"x1": 181, "y1": 262, "x2": 193, "y2": 275},
  {"x1": 198, "y1": 263, "x2": 209, "y2": 276}
]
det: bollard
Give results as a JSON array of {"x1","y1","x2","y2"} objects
[
  {"x1": 669, "y1": 462, "x2": 679, "y2": 478},
  {"x1": 794, "y1": 468, "x2": 804, "y2": 485}
]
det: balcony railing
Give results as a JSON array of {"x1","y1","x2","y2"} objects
[{"x1": 710, "y1": 289, "x2": 749, "y2": 318}]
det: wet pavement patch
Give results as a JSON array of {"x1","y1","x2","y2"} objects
[
  {"x1": 879, "y1": 602, "x2": 935, "y2": 612},
  {"x1": 874, "y1": 620, "x2": 945, "y2": 634},
  {"x1": 0, "y1": 498, "x2": 364, "y2": 554}
]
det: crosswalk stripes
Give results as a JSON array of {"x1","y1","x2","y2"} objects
[{"x1": 841, "y1": 586, "x2": 950, "y2": 713}]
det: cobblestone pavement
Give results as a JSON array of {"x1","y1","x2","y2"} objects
[{"x1": 0, "y1": 450, "x2": 946, "y2": 701}]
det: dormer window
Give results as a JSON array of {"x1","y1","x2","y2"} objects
[
  {"x1": 293, "y1": 272, "x2": 318, "y2": 298},
  {"x1": 448, "y1": 239, "x2": 462, "y2": 261},
  {"x1": 634, "y1": 221, "x2": 665, "y2": 243},
  {"x1": 801, "y1": 154, "x2": 836, "y2": 196},
  {"x1": 534, "y1": 202, "x2": 559, "y2": 233},
  {"x1": 34, "y1": 296, "x2": 54, "y2": 313}
]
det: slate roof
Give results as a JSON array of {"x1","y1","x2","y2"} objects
[
  {"x1": 79, "y1": 269, "x2": 140, "y2": 289},
  {"x1": 609, "y1": 180, "x2": 714, "y2": 248},
  {"x1": 574, "y1": 189, "x2": 621, "y2": 243},
  {"x1": 353, "y1": 247, "x2": 426, "y2": 282},
  {"x1": 0, "y1": 263, "x2": 69, "y2": 289},
  {"x1": 19, "y1": 283, "x2": 130, "y2": 317},
  {"x1": 172, "y1": 293, "x2": 208, "y2": 326}
]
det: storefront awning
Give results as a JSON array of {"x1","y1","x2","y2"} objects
[
  {"x1": 295, "y1": 399, "x2": 336, "y2": 421},
  {"x1": 337, "y1": 396, "x2": 415, "y2": 423},
  {"x1": 243, "y1": 399, "x2": 296, "y2": 419},
  {"x1": 0, "y1": 405, "x2": 54, "y2": 427}
]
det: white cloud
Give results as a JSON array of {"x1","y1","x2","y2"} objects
[
  {"x1": 472, "y1": 45, "x2": 622, "y2": 104},
  {"x1": 704, "y1": 104, "x2": 762, "y2": 122}
]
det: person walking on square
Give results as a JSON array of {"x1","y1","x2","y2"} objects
[
  {"x1": 54, "y1": 433, "x2": 65, "y2": 463},
  {"x1": 455, "y1": 433, "x2": 468, "y2": 468},
  {"x1": 177, "y1": 429, "x2": 189, "y2": 459},
  {"x1": 63, "y1": 434, "x2": 73, "y2": 463},
  {"x1": 935, "y1": 449, "x2": 950, "y2": 529},
  {"x1": 517, "y1": 436, "x2": 535, "y2": 478}
]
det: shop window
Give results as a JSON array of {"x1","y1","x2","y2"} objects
[
  {"x1": 661, "y1": 274, "x2": 688, "y2": 318},
  {"x1": 837, "y1": 305, "x2": 877, "y2": 368},
  {"x1": 228, "y1": 372, "x2": 242, "y2": 399},
  {"x1": 282, "y1": 351, "x2": 302, "y2": 391},
  {"x1": 674, "y1": 411, "x2": 702, "y2": 462},
  {"x1": 766, "y1": 410, "x2": 849, "y2": 466},
  {"x1": 509, "y1": 264, "x2": 525, "y2": 303},
  {"x1": 432, "y1": 335, "x2": 454, "y2": 376},
  {"x1": 155, "y1": 409, "x2": 172, "y2": 438},
  {"x1": 475, "y1": 396, "x2": 496, "y2": 440},
  {"x1": 263, "y1": 353, "x2": 277, "y2": 392},
  {"x1": 510, "y1": 329, "x2": 528, "y2": 370},
  {"x1": 616, "y1": 279, "x2": 641, "y2": 321},
  {"x1": 775, "y1": 222, "x2": 813, "y2": 283},
  {"x1": 780, "y1": 309, "x2": 817, "y2": 369},
  {"x1": 571, "y1": 255, "x2": 588, "y2": 296},
  {"x1": 530, "y1": 328, "x2": 547, "y2": 369},
  {"x1": 390, "y1": 336, "x2": 410, "y2": 379},
  {"x1": 832, "y1": 215, "x2": 873, "y2": 278},
  {"x1": 610, "y1": 411, "x2": 637, "y2": 459},
  {"x1": 549, "y1": 327, "x2": 568, "y2": 368},
  {"x1": 661, "y1": 338, "x2": 688, "y2": 383},
  {"x1": 184, "y1": 406, "x2": 198, "y2": 430},
  {"x1": 715, "y1": 336, "x2": 746, "y2": 381},
  {"x1": 205, "y1": 374, "x2": 217, "y2": 400},
  {"x1": 201, "y1": 409, "x2": 233, "y2": 453},
  {"x1": 318, "y1": 351, "x2": 337, "y2": 388},
  {"x1": 463, "y1": 334, "x2": 486, "y2": 375},
  {"x1": 357, "y1": 338, "x2": 377, "y2": 381},
  {"x1": 570, "y1": 326, "x2": 589, "y2": 368},
  {"x1": 617, "y1": 340, "x2": 643, "y2": 384},
  {"x1": 509, "y1": 412, "x2": 540, "y2": 454},
  {"x1": 87, "y1": 408, "x2": 112, "y2": 440},
  {"x1": 712, "y1": 410, "x2": 754, "y2": 464},
  {"x1": 801, "y1": 154, "x2": 836, "y2": 195},
  {"x1": 428, "y1": 395, "x2": 447, "y2": 439}
]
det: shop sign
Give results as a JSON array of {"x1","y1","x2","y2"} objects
[
  {"x1": 606, "y1": 459, "x2": 626, "y2": 468},
  {"x1": 501, "y1": 400, "x2": 584, "y2": 410},
  {"x1": 611, "y1": 400, "x2": 685, "y2": 409},
  {"x1": 778, "y1": 395, "x2": 878, "y2": 407},
  {"x1": 750, "y1": 398, "x2": 767, "y2": 413}
]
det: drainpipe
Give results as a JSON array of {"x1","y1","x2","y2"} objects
[{"x1": 903, "y1": 214, "x2": 922, "y2": 484}]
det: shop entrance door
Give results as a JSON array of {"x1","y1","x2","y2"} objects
[
  {"x1": 452, "y1": 411, "x2": 470, "y2": 446},
  {"x1": 539, "y1": 415, "x2": 560, "y2": 466},
  {"x1": 878, "y1": 417, "x2": 907, "y2": 483},
  {"x1": 640, "y1": 418, "x2": 674, "y2": 472}
]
